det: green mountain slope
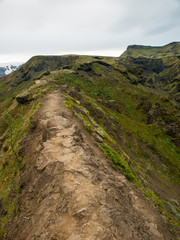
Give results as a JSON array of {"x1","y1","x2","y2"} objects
[
  {"x1": 119, "y1": 42, "x2": 180, "y2": 103},
  {"x1": 121, "y1": 42, "x2": 180, "y2": 58},
  {"x1": 0, "y1": 43, "x2": 180, "y2": 238}
]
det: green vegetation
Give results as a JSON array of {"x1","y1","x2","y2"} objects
[
  {"x1": 0, "y1": 100, "x2": 42, "y2": 236},
  {"x1": 121, "y1": 42, "x2": 180, "y2": 58},
  {"x1": 0, "y1": 73, "x2": 53, "y2": 236},
  {"x1": 99, "y1": 143, "x2": 135, "y2": 181}
]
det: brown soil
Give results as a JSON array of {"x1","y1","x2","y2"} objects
[{"x1": 4, "y1": 90, "x2": 175, "y2": 240}]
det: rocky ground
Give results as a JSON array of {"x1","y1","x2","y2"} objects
[{"x1": 4, "y1": 90, "x2": 174, "y2": 240}]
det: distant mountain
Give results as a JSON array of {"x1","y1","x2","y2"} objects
[
  {"x1": 120, "y1": 42, "x2": 180, "y2": 58},
  {"x1": 119, "y1": 42, "x2": 180, "y2": 103},
  {"x1": 0, "y1": 62, "x2": 22, "y2": 77}
]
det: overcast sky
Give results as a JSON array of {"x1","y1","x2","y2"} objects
[{"x1": 0, "y1": 0, "x2": 180, "y2": 63}]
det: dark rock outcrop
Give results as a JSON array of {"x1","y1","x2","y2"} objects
[
  {"x1": 16, "y1": 92, "x2": 33, "y2": 104},
  {"x1": 104, "y1": 100, "x2": 119, "y2": 112}
]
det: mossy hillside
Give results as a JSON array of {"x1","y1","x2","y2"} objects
[
  {"x1": 63, "y1": 87, "x2": 180, "y2": 232},
  {"x1": 63, "y1": 94, "x2": 136, "y2": 183},
  {"x1": 119, "y1": 43, "x2": 180, "y2": 104},
  {"x1": 53, "y1": 64, "x2": 179, "y2": 139},
  {"x1": 68, "y1": 55, "x2": 115, "y2": 69},
  {"x1": 0, "y1": 77, "x2": 54, "y2": 237},
  {"x1": 121, "y1": 42, "x2": 180, "y2": 58},
  {"x1": 1, "y1": 44, "x2": 179, "y2": 103},
  {"x1": 0, "y1": 75, "x2": 54, "y2": 137},
  {"x1": 53, "y1": 62, "x2": 180, "y2": 233},
  {"x1": 0, "y1": 103, "x2": 39, "y2": 237},
  {"x1": 0, "y1": 55, "x2": 77, "y2": 102},
  {"x1": 60, "y1": 81, "x2": 180, "y2": 185},
  {"x1": 0, "y1": 55, "x2": 116, "y2": 104}
]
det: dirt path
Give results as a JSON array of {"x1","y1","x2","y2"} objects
[{"x1": 5, "y1": 90, "x2": 173, "y2": 239}]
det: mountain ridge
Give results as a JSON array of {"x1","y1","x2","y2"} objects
[
  {"x1": 0, "y1": 42, "x2": 179, "y2": 239},
  {"x1": 4, "y1": 90, "x2": 173, "y2": 240},
  {"x1": 121, "y1": 42, "x2": 180, "y2": 58}
]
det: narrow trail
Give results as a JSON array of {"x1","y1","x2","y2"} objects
[{"x1": 5, "y1": 91, "x2": 173, "y2": 240}]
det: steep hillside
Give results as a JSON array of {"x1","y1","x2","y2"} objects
[
  {"x1": 0, "y1": 43, "x2": 180, "y2": 239},
  {"x1": 119, "y1": 42, "x2": 180, "y2": 103},
  {"x1": 121, "y1": 42, "x2": 180, "y2": 58}
]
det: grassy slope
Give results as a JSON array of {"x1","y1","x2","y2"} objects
[
  {"x1": 0, "y1": 70, "x2": 54, "y2": 237},
  {"x1": 121, "y1": 42, "x2": 180, "y2": 58},
  {"x1": 0, "y1": 45, "x2": 180, "y2": 237},
  {"x1": 119, "y1": 42, "x2": 180, "y2": 103}
]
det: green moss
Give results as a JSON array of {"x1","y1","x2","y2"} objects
[{"x1": 99, "y1": 143, "x2": 136, "y2": 182}]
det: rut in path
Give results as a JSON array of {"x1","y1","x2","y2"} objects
[{"x1": 5, "y1": 90, "x2": 173, "y2": 240}]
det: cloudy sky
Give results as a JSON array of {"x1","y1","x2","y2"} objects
[{"x1": 0, "y1": 0, "x2": 180, "y2": 63}]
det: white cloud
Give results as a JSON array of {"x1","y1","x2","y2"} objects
[{"x1": 0, "y1": 0, "x2": 179, "y2": 62}]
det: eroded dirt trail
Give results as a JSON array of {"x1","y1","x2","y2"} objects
[{"x1": 5, "y1": 91, "x2": 173, "y2": 240}]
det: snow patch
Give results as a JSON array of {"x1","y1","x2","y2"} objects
[{"x1": 0, "y1": 62, "x2": 23, "y2": 76}]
